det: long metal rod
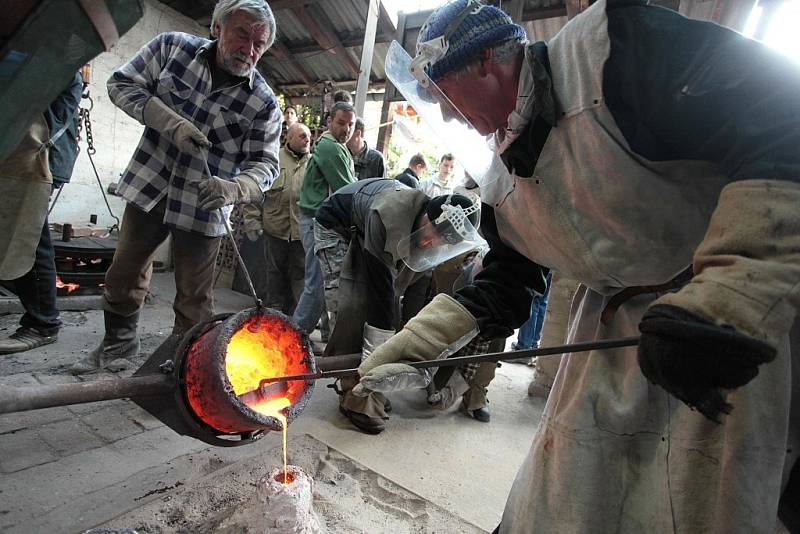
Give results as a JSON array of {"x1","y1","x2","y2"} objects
[
  {"x1": 257, "y1": 336, "x2": 642, "y2": 385},
  {"x1": 0, "y1": 375, "x2": 174, "y2": 414},
  {"x1": 201, "y1": 156, "x2": 262, "y2": 309},
  {"x1": 0, "y1": 338, "x2": 640, "y2": 415}
]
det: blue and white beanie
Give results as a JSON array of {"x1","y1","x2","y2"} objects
[{"x1": 418, "y1": 0, "x2": 527, "y2": 81}]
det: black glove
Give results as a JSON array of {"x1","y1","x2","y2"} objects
[{"x1": 637, "y1": 304, "x2": 776, "y2": 423}]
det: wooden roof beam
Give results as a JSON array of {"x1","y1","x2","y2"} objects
[
  {"x1": 522, "y1": 5, "x2": 568, "y2": 21},
  {"x1": 291, "y1": 4, "x2": 361, "y2": 77},
  {"x1": 377, "y1": 1, "x2": 397, "y2": 35},
  {"x1": 268, "y1": 39, "x2": 316, "y2": 87},
  {"x1": 288, "y1": 31, "x2": 394, "y2": 54},
  {"x1": 255, "y1": 61, "x2": 287, "y2": 92},
  {"x1": 278, "y1": 79, "x2": 385, "y2": 92},
  {"x1": 269, "y1": 0, "x2": 321, "y2": 10},
  {"x1": 566, "y1": 0, "x2": 591, "y2": 19}
]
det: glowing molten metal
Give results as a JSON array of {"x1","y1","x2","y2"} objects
[
  {"x1": 183, "y1": 309, "x2": 314, "y2": 450},
  {"x1": 55, "y1": 276, "x2": 79, "y2": 293},
  {"x1": 225, "y1": 316, "x2": 308, "y2": 484},
  {"x1": 225, "y1": 315, "x2": 308, "y2": 410}
]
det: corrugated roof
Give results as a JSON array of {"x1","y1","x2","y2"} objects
[
  {"x1": 262, "y1": 0, "x2": 392, "y2": 97},
  {"x1": 157, "y1": 0, "x2": 396, "y2": 97},
  {"x1": 165, "y1": 0, "x2": 752, "y2": 99}
]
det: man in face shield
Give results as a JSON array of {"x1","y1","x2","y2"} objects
[
  {"x1": 314, "y1": 178, "x2": 482, "y2": 434},
  {"x1": 366, "y1": 0, "x2": 800, "y2": 532}
]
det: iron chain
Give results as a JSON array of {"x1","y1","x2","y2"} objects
[{"x1": 79, "y1": 101, "x2": 96, "y2": 156}]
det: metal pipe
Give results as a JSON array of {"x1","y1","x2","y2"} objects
[
  {"x1": 254, "y1": 336, "x2": 642, "y2": 385},
  {"x1": 315, "y1": 353, "x2": 362, "y2": 372},
  {"x1": 0, "y1": 374, "x2": 174, "y2": 414},
  {"x1": 0, "y1": 355, "x2": 362, "y2": 416}
]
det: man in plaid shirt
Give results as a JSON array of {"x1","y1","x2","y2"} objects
[{"x1": 72, "y1": 0, "x2": 281, "y2": 374}]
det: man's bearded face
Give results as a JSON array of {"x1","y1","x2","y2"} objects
[{"x1": 215, "y1": 10, "x2": 270, "y2": 77}]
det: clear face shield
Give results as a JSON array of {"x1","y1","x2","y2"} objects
[
  {"x1": 385, "y1": 40, "x2": 511, "y2": 189},
  {"x1": 399, "y1": 198, "x2": 488, "y2": 272}
]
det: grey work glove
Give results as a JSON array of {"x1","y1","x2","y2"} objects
[
  {"x1": 351, "y1": 294, "x2": 478, "y2": 397},
  {"x1": 197, "y1": 174, "x2": 262, "y2": 211},
  {"x1": 142, "y1": 97, "x2": 210, "y2": 154}
]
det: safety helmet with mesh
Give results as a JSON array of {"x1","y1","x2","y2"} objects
[{"x1": 426, "y1": 194, "x2": 480, "y2": 244}]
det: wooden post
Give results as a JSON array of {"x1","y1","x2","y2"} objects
[{"x1": 355, "y1": 0, "x2": 381, "y2": 116}]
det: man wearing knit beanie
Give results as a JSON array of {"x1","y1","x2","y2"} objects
[{"x1": 363, "y1": 0, "x2": 800, "y2": 532}]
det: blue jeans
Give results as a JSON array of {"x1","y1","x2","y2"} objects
[
  {"x1": 516, "y1": 273, "x2": 552, "y2": 349},
  {"x1": 292, "y1": 211, "x2": 326, "y2": 333},
  {"x1": 10, "y1": 215, "x2": 61, "y2": 335}
]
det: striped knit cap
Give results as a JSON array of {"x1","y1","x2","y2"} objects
[{"x1": 417, "y1": 0, "x2": 527, "y2": 81}]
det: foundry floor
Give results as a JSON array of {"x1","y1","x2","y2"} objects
[{"x1": 0, "y1": 273, "x2": 544, "y2": 533}]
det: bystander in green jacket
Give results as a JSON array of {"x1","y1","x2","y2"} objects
[{"x1": 298, "y1": 131, "x2": 355, "y2": 212}]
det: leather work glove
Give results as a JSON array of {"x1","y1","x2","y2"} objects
[
  {"x1": 197, "y1": 174, "x2": 262, "y2": 211},
  {"x1": 241, "y1": 204, "x2": 264, "y2": 241},
  {"x1": 638, "y1": 304, "x2": 776, "y2": 422},
  {"x1": 638, "y1": 179, "x2": 800, "y2": 422},
  {"x1": 351, "y1": 294, "x2": 478, "y2": 397},
  {"x1": 245, "y1": 228, "x2": 263, "y2": 241},
  {"x1": 142, "y1": 97, "x2": 210, "y2": 154}
]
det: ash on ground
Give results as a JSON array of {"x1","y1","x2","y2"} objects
[{"x1": 97, "y1": 434, "x2": 483, "y2": 533}]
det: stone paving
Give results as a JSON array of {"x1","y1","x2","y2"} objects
[{"x1": 0, "y1": 273, "x2": 543, "y2": 533}]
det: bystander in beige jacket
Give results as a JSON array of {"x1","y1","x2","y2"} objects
[
  {"x1": 244, "y1": 144, "x2": 309, "y2": 240},
  {"x1": 243, "y1": 136, "x2": 311, "y2": 314}
]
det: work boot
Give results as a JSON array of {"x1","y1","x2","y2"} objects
[
  {"x1": 319, "y1": 313, "x2": 330, "y2": 343},
  {"x1": 461, "y1": 401, "x2": 491, "y2": 423},
  {"x1": 309, "y1": 329, "x2": 326, "y2": 343},
  {"x1": 339, "y1": 405, "x2": 385, "y2": 435},
  {"x1": 336, "y1": 375, "x2": 389, "y2": 435},
  {"x1": 360, "y1": 323, "x2": 395, "y2": 413},
  {"x1": 0, "y1": 327, "x2": 57, "y2": 354},
  {"x1": 71, "y1": 310, "x2": 140, "y2": 374}
]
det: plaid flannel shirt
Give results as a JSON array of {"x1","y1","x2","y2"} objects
[{"x1": 108, "y1": 32, "x2": 281, "y2": 236}]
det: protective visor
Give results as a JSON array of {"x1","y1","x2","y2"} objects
[
  {"x1": 399, "y1": 202, "x2": 487, "y2": 273},
  {"x1": 385, "y1": 40, "x2": 511, "y2": 188}
]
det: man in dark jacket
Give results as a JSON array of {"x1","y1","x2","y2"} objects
[
  {"x1": 346, "y1": 117, "x2": 385, "y2": 180},
  {"x1": 393, "y1": 153, "x2": 426, "y2": 189},
  {"x1": 0, "y1": 71, "x2": 82, "y2": 354},
  {"x1": 315, "y1": 178, "x2": 482, "y2": 434}
]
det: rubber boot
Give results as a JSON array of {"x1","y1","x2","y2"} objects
[
  {"x1": 71, "y1": 311, "x2": 140, "y2": 374},
  {"x1": 338, "y1": 323, "x2": 395, "y2": 434},
  {"x1": 362, "y1": 323, "x2": 395, "y2": 416},
  {"x1": 361, "y1": 323, "x2": 395, "y2": 362}
]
